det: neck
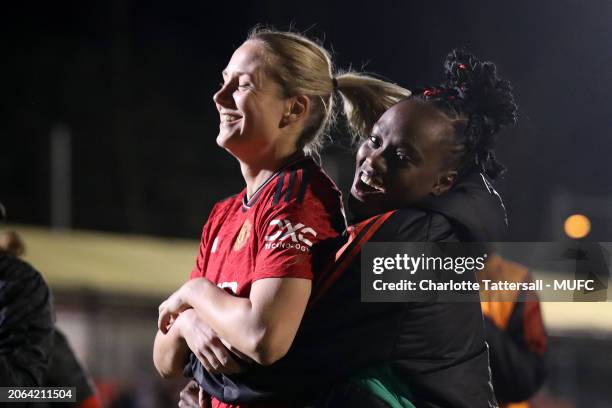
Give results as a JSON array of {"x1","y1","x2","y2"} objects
[{"x1": 240, "y1": 149, "x2": 304, "y2": 198}]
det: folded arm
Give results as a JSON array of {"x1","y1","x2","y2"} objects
[
  {"x1": 153, "y1": 315, "x2": 189, "y2": 378},
  {"x1": 159, "y1": 276, "x2": 311, "y2": 366}
]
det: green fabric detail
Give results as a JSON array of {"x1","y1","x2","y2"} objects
[{"x1": 350, "y1": 364, "x2": 416, "y2": 408}]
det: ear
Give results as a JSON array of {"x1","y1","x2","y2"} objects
[
  {"x1": 280, "y1": 95, "x2": 310, "y2": 127},
  {"x1": 431, "y1": 170, "x2": 457, "y2": 196}
]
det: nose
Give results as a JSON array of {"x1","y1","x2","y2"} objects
[
  {"x1": 364, "y1": 152, "x2": 387, "y2": 175},
  {"x1": 213, "y1": 83, "x2": 234, "y2": 108}
]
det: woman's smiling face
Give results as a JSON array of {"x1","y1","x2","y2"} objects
[
  {"x1": 350, "y1": 99, "x2": 458, "y2": 218},
  {"x1": 213, "y1": 40, "x2": 291, "y2": 160}
]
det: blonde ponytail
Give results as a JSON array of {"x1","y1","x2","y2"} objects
[
  {"x1": 247, "y1": 27, "x2": 410, "y2": 155},
  {"x1": 335, "y1": 72, "x2": 411, "y2": 139}
]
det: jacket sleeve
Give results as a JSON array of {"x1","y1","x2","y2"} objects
[
  {"x1": 43, "y1": 329, "x2": 99, "y2": 404},
  {"x1": 0, "y1": 256, "x2": 55, "y2": 386}
]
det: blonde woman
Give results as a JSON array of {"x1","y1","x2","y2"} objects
[{"x1": 153, "y1": 27, "x2": 409, "y2": 408}]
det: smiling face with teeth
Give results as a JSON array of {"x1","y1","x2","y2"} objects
[
  {"x1": 350, "y1": 99, "x2": 459, "y2": 219},
  {"x1": 213, "y1": 40, "x2": 301, "y2": 164}
]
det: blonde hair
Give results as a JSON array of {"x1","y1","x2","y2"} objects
[{"x1": 247, "y1": 27, "x2": 410, "y2": 156}]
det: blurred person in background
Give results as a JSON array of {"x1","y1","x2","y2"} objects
[
  {"x1": 0, "y1": 201, "x2": 55, "y2": 387},
  {"x1": 40, "y1": 329, "x2": 102, "y2": 408},
  {"x1": 479, "y1": 255, "x2": 548, "y2": 408},
  {"x1": 152, "y1": 26, "x2": 409, "y2": 408},
  {"x1": 0, "y1": 202, "x2": 101, "y2": 407}
]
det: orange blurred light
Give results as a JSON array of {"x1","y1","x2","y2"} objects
[{"x1": 564, "y1": 214, "x2": 591, "y2": 239}]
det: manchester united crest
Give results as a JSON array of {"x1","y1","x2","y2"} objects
[{"x1": 233, "y1": 219, "x2": 252, "y2": 251}]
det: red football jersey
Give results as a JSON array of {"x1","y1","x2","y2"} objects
[
  {"x1": 190, "y1": 156, "x2": 346, "y2": 296},
  {"x1": 189, "y1": 157, "x2": 346, "y2": 408}
]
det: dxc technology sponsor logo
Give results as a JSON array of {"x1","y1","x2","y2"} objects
[{"x1": 264, "y1": 219, "x2": 317, "y2": 252}]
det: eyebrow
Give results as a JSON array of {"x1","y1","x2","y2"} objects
[
  {"x1": 221, "y1": 70, "x2": 260, "y2": 88},
  {"x1": 372, "y1": 123, "x2": 387, "y2": 136},
  {"x1": 399, "y1": 141, "x2": 424, "y2": 163},
  {"x1": 221, "y1": 69, "x2": 253, "y2": 77}
]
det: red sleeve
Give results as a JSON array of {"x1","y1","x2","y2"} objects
[
  {"x1": 251, "y1": 182, "x2": 344, "y2": 282},
  {"x1": 189, "y1": 224, "x2": 208, "y2": 280}
]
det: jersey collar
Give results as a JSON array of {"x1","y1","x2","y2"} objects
[{"x1": 242, "y1": 154, "x2": 309, "y2": 209}]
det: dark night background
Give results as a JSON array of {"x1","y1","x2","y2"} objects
[{"x1": 2, "y1": 0, "x2": 611, "y2": 241}]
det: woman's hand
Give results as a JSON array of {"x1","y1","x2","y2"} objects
[
  {"x1": 178, "y1": 380, "x2": 200, "y2": 408},
  {"x1": 159, "y1": 279, "x2": 211, "y2": 333},
  {"x1": 158, "y1": 286, "x2": 192, "y2": 334},
  {"x1": 160, "y1": 276, "x2": 310, "y2": 366},
  {"x1": 179, "y1": 308, "x2": 244, "y2": 374},
  {"x1": 178, "y1": 380, "x2": 210, "y2": 408}
]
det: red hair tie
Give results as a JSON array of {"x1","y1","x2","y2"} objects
[{"x1": 423, "y1": 88, "x2": 440, "y2": 97}]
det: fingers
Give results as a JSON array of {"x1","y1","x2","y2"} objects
[
  {"x1": 158, "y1": 310, "x2": 171, "y2": 334},
  {"x1": 158, "y1": 301, "x2": 168, "y2": 332},
  {"x1": 158, "y1": 292, "x2": 188, "y2": 333},
  {"x1": 178, "y1": 395, "x2": 199, "y2": 408},
  {"x1": 194, "y1": 345, "x2": 243, "y2": 374},
  {"x1": 208, "y1": 338, "x2": 242, "y2": 374},
  {"x1": 185, "y1": 322, "x2": 244, "y2": 374},
  {"x1": 183, "y1": 380, "x2": 199, "y2": 393},
  {"x1": 194, "y1": 347, "x2": 223, "y2": 374},
  {"x1": 178, "y1": 380, "x2": 200, "y2": 408},
  {"x1": 158, "y1": 304, "x2": 179, "y2": 334}
]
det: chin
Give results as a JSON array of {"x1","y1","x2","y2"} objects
[{"x1": 216, "y1": 130, "x2": 238, "y2": 149}]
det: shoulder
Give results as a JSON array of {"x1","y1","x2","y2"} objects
[
  {"x1": 267, "y1": 157, "x2": 342, "y2": 208},
  {"x1": 418, "y1": 173, "x2": 508, "y2": 241},
  {"x1": 212, "y1": 193, "x2": 240, "y2": 211},
  {"x1": 206, "y1": 193, "x2": 241, "y2": 221},
  {"x1": 300, "y1": 159, "x2": 343, "y2": 203},
  {"x1": 0, "y1": 255, "x2": 46, "y2": 287},
  {"x1": 194, "y1": 194, "x2": 241, "y2": 241},
  {"x1": 0, "y1": 255, "x2": 53, "y2": 329},
  {"x1": 374, "y1": 208, "x2": 457, "y2": 242},
  {"x1": 256, "y1": 158, "x2": 346, "y2": 234}
]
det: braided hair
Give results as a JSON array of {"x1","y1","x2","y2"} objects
[{"x1": 412, "y1": 50, "x2": 518, "y2": 180}]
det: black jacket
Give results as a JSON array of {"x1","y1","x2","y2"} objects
[
  {"x1": 0, "y1": 254, "x2": 54, "y2": 386},
  {"x1": 42, "y1": 329, "x2": 98, "y2": 405},
  {"x1": 186, "y1": 172, "x2": 507, "y2": 407}
]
